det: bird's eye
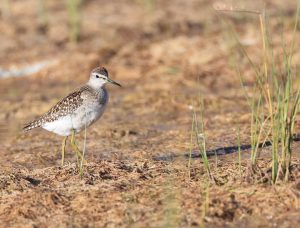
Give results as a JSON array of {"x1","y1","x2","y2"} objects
[{"x1": 96, "y1": 75, "x2": 100, "y2": 78}]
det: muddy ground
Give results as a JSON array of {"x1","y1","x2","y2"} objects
[{"x1": 1, "y1": 0, "x2": 300, "y2": 227}]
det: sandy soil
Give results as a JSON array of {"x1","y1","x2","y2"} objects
[{"x1": 1, "y1": 0, "x2": 300, "y2": 227}]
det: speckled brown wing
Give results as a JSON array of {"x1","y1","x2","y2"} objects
[{"x1": 23, "y1": 88, "x2": 85, "y2": 132}]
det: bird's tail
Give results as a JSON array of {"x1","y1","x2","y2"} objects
[{"x1": 23, "y1": 119, "x2": 43, "y2": 132}]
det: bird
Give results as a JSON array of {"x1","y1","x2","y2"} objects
[{"x1": 23, "y1": 66, "x2": 121, "y2": 166}]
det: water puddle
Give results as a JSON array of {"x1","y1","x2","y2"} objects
[{"x1": 0, "y1": 60, "x2": 56, "y2": 78}]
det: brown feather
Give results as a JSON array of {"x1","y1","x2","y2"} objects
[{"x1": 23, "y1": 85, "x2": 99, "y2": 131}]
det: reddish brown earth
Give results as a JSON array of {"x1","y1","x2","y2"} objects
[{"x1": 1, "y1": 0, "x2": 300, "y2": 227}]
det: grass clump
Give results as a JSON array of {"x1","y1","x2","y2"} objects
[
  {"x1": 65, "y1": 0, "x2": 82, "y2": 42},
  {"x1": 37, "y1": 0, "x2": 49, "y2": 33},
  {"x1": 217, "y1": 1, "x2": 300, "y2": 183},
  {"x1": 2, "y1": 0, "x2": 11, "y2": 19},
  {"x1": 189, "y1": 97, "x2": 213, "y2": 182}
]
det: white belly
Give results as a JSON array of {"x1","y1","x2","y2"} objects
[{"x1": 42, "y1": 104, "x2": 106, "y2": 136}]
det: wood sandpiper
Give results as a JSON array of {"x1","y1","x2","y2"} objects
[{"x1": 23, "y1": 66, "x2": 121, "y2": 165}]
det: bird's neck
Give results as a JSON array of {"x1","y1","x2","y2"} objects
[{"x1": 86, "y1": 82, "x2": 106, "y2": 91}]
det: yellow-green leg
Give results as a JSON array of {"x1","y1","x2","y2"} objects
[
  {"x1": 70, "y1": 129, "x2": 87, "y2": 166},
  {"x1": 61, "y1": 136, "x2": 68, "y2": 166}
]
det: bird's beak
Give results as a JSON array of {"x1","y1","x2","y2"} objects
[{"x1": 107, "y1": 78, "x2": 121, "y2": 87}]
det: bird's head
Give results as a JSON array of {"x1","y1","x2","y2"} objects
[{"x1": 88, "y1": 67, "x2": 121, "y2": 89}]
